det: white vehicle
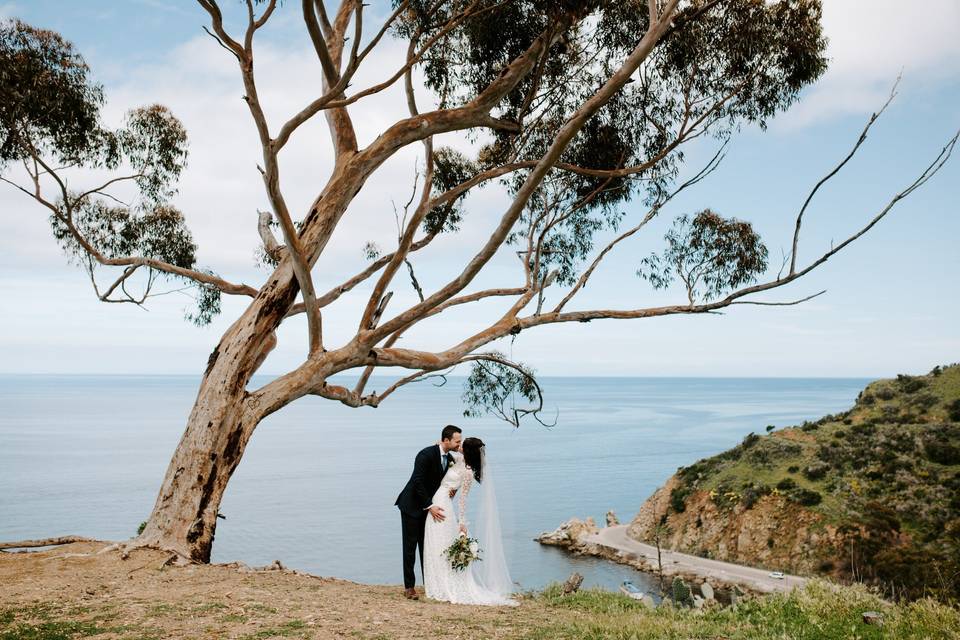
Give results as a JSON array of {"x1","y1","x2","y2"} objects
[
  {"x1": 769, "y1": 571, "x2": 785, "y2": 579},
  {"x1": 619, "y1": 580, "x2": 645, "y2": 600}
]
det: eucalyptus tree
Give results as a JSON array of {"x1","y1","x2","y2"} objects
[{"x1": 1, "y1": 1, "x2": 954, "y2": 563}]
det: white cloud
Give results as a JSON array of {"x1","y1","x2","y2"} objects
[
  {"x1": 780, "y1": 0, "x2": 960, "y2": 128},
  {"x1": 2, "y1": 5, "x2": 958, "y2": 377},
  {"x1": 0, "y1": 28, "x2": 511, "y2": 287}
]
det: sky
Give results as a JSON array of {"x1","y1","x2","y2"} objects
[{"x1": 0, "y1": 1, "x2": 958, "y2": 379}]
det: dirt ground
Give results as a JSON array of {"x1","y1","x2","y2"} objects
[{"x1": 0, "y1": 541, "x2": 556, "y2": 639}]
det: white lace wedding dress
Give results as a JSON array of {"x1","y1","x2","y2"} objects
[{"x1": 423, "y1": 451, "x2": 517, "y2": 606}]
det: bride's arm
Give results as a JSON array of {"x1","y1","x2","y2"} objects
[{"x1": 458, "y1": 471, "x2": 473, "y2": 532}]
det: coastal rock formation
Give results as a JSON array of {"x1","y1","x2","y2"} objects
[
  {"x1": 536, "y1": 517, "x2": 600, "y2": 554},
  {"x1": 606, "y1": 510, "x2": 619, "y2": 526},
  {"x1": 625, "y1": 365, "x2": 960, "y2": 600},
  {"x1": 627, "y1": 479, "x2": 845, "y2": 575}
]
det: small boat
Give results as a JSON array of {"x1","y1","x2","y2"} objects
[{"x1": 619, "y1": 580, "x2": 644, "y2": 600}]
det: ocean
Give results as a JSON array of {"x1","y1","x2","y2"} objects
[{"x1": 0, "y1": 374, "x2": 868, "y2": 593}]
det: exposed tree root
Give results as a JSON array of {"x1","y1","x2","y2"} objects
[
  {"x1": 101, "y1": 537, "x2": 197, "y2": 566},
  {"x1": 0, "y1": 536, "x2": 98, "y2": 550}
]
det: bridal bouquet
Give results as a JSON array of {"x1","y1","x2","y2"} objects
[{"x1": 444, "y1": 534, "x2": 481, "y2": 571}]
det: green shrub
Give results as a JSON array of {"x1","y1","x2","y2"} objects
[
  {"x1": 925, "y1": 440, "x2": 960, "y2": 466},
  {"x1": 910, "y1": 392, "x2": 938, "y2": 412},
  {"x1": 671, "y1": 577, "x2": 693, "y2": 607},
  {"x1": 876, "y1": 387, "x2": 896, "y2": 401},
  {"x1": 947, "y1": 398, "x2": 960, "y2": 422},
  {"x1": 803, "y1": 462, "x2": 830, "y2": 481},
  {"x1": 741, "y1": 483, "x2": 771, "y2": 509},
  {"x1": 670, "y1": 485, "x2": 691, "y2": 513},
  {"x1": 776, "y1": 478, "x2": 797, "y2": 491},
  {"x1": 896, "y1": 374, "x2": 926, "y2": 394},
  {"x1": 788, "y1": 488, "x2": 823, "y2": 506}
]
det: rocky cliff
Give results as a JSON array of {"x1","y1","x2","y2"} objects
[{"x1": 626, "y1": 364, "x2": 960, "y2": 600}]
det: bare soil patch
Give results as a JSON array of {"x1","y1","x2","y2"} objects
[{"x1": 0, "y1": 542, "x2": 550, "y2": 639}]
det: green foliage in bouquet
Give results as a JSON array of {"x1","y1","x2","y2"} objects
[{"x1": 445, "y1": 535, "x2": 482, "y2": 572}]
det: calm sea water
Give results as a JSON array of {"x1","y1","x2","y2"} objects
[{"x1": 0, "y1": 375, "x2": 868, "y2": 593}]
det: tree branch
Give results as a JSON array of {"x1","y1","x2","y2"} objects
[
  {"x1": 367, "y1": 1, "x2": 682, "y2": 344},
  {"x1": 553, "y1": 143, "x2": 727, "y2": 313},
  {"x1": 258, "y1": 209, "x2": 284, "y2": 260},
  {"x1": 302, "y1": 0, "x2": 340, "y2": 84},
  {"x1": 789, "y1": 77, "x2": 899, "y2": 275},
  {"x1": 203, "y1": 0, "x2": 327, "y2": 354},
  {"x1": 3, "y1": 150, "x2": 258, "y2": 299}
]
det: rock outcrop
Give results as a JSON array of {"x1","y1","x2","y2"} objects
[
  {"x1": 626, "y1": 478, "x2": 845, "y2": 575},
  {"x1": 536, "y1": 517, "x2": 600, "y2": 554}
]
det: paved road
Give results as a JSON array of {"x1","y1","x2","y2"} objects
[{"x1": 586, "y1": 525, "x2": 807, "y2": 594}]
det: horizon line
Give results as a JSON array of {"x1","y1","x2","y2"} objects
[{"x1": 0, "y1": 371, "x2": 882, "y2": 380}]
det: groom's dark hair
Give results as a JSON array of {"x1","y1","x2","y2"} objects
[{"x1": 440, "y1": 424, "x2": 462, "y2": 441}]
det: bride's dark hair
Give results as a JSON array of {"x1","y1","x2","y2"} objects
[{"x1": 461, "y1": 437, "x2": 484, "y2": 482}]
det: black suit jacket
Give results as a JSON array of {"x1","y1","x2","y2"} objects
[{"x1": 395, "y1": 445, "x2": 450, "y2": 517}]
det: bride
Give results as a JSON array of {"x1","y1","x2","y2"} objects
[{"x1": 423, "y1": 437, "x2": 517, "y2": 606}]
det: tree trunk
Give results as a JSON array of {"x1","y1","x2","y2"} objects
[
  {"x1": 136, "y1": 163, "x2": 368, "y2": 562},
  {"x1": 136, "y1": 267, "x2": 298, "y2": 562}
]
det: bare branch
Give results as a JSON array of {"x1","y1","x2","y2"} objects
[
  {"x1": 196, "y1": 1, "x2": 245, "y2": 59},
  {"x1": 257, "y1": 209, "x2": 284, "y2": 260},
  {"x1": 523, "y1": 129, "x2": 958, "y2": 327},
  {"x1": 285, "y1": 233, "x2": 437, "y2": 317},
  {"x1": 205, "y1": 0, "x2": 327, "y2": 355},
  {"x1": 789, "y1": 77, "x2": 900, "y2": 275},
  {"x1": 553, "y1": 143, "x2": 727, "y2": 313},
  {"x1": 729, "y1": 290, "x2": 826, "y2": 306},
  {"x1": 74, "y1": 174, "x2": 144, "y2": 204},
  {"x1": 302, "y1": 0, "x2": 340, "y2": 84},
  {"x1": 357, "y1": 39, "x2": 438, "y2": 331},
  {"x1": 367, "y1": 367, "x2": 455, "y2": 406},
  {"x1": 272, "y1": 0, "x2": 487, "y2": 151},
  {"x1": 98, "y1": 265, "x2": 141, "y2": 301},
  {"x1": 254, "y1": 0, "x2": 278, "y2": 29},
  {"x1": 202, "y1": 25, "x2": 242, "y2": 62}
]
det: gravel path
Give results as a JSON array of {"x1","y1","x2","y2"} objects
[{"x1": 587, "y1": 525, "x2": 808, "y2": 593}]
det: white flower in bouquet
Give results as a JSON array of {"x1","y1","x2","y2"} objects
[{"x1": 444, "y1": 535, "x2": 482, "y2": 571}]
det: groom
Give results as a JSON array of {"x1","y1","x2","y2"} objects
[{"x1": 395, "y1": 424, "x2": 462, "y2": 600}]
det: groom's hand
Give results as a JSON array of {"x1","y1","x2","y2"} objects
[
  {"x1": 448, "y1": 489, "x2": 457, "y2": 498},
  {"x1": 428, "y1": 506, "x2": 446, "y2": 522}
]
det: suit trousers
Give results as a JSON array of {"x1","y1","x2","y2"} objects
[{"x1": 400, "y1": 511, "x2": 427, "y2": 589}]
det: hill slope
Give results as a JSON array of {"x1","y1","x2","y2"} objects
[{"x1": 627, "y1": 364, "x2": 960, "y2": 601}]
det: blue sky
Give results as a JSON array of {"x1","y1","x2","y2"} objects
[{"x1": 1, "y1": 1, "x2": 958, "y2": 378}]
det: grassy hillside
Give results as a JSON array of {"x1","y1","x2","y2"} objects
[{"x1": 666, "y1": 363, "x2": 960, "y2": 601}]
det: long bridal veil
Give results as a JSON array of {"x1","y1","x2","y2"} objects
[{"x1": 472, "y1": 447, "x2": 515, "y2": 596}]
